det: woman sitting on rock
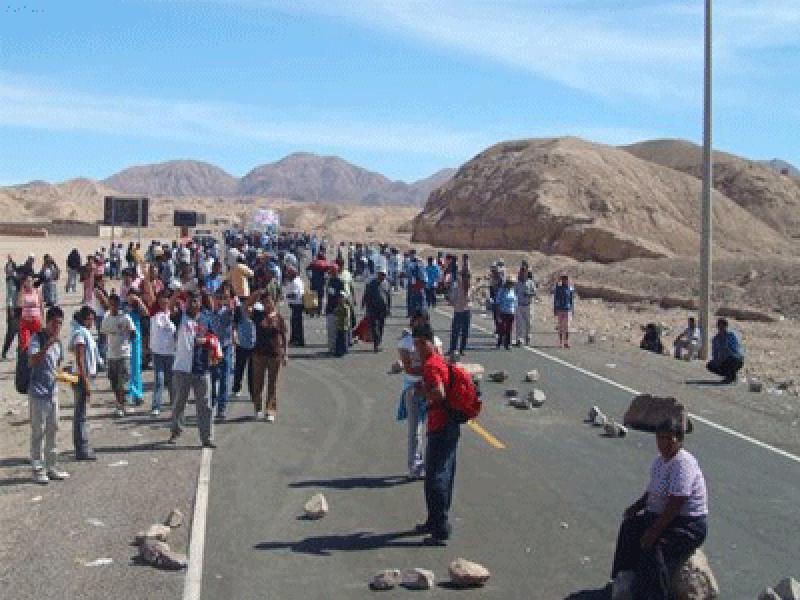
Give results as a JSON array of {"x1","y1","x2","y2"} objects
[{"x1": 610, "y1": 417, "x2": 708, "y2": 600}]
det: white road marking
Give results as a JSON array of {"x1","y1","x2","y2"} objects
[
  {"x1": 183, "y1": 447, "x2": 213, "y2": 600},
  {"x1": 435, "y1": 308, "x2": 800, "y2": 466}
]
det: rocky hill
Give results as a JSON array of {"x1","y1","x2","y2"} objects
[
  {"x1": 104, "y1": 160, "x2": 238, "y2": 197},
  {"x1": 238, "y1": 153, "x2": 452, "y2": 205},
  {"x1": 412, "y1": 137, "x2": 796, "y2": 262},
  {"x1": 624, "y1": 140, "x2": 800, "y2": 239},
  {"x1": 760, "y1": 159, "x2": 800, "y2": 182},
  {"x1": 0, "y1": 178, "x2": 118, "y2": 221}
]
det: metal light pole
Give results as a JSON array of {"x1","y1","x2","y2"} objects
[{"x1": 699, "y1": 0, "x2": 713, "y2": 359}]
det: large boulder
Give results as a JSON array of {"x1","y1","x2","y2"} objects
[
  {"x1": 138, "y1": 539, "x2": 188, "y2": 570},
  {"x1": 448, "y1": 558, "x2": 490, "y2": 587},
  {"x1": 412, "y1": 137, "x2": 793, "y2": 261},
  {"x1": 623, "y1": 394, "x2": 693, "y2": 433},
  {"x1": 612, "y1": 548, "x2": 718, "y2": 600}
]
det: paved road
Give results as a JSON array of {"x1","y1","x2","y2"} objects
[{"x1": 198, "y1": 294, "x2": 800, "y2": 599}]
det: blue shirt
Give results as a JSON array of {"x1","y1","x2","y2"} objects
[
  {"x1": 425, "y1": 264, "x2": 441, "y2": 289},
  {"x1": 553, "y1": 283, "x2": 575, "y2": 312},
  {"x1": 497, "y1": 287, "x2": 518, "y2": 315},
  {"x1": 211, "y1": 306, "x2": 234, "y2": 348},
  {"x1": 712, "y1": 330, "x2": 743, "y2": 362},
  {"x1": 205, "y1": 274, "x2": 224, "y2": 293},
  {"x1": 235, "y1": 306, "x2": 256, "y2": 350}
]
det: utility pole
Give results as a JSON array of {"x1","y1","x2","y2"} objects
[{"x1": 699, "y1": 0, "x2": 713, "y2": 359}]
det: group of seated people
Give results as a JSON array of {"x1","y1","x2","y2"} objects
[{"x1": 639, "y1": 316, "x2": 744, "y2": 384}]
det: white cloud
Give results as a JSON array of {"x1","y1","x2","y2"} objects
[{"x1": 222, "y1": 0, "x2": 799, "y2": 104}]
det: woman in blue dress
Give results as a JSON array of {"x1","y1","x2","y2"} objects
[{"x1": 126, "y1": 290, "x2": 148, "y2": 406}]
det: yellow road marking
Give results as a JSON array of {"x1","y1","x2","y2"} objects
[{"x1": 467, "y1": 420, "x2": 506, "y2": 449}]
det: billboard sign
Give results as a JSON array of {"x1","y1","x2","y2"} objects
[
  {"x1": 103, "y1": 196, "x2": 149, "y2": 227},
  {"x1": 173, "y1": 210, "x2": 198, "y2": 227}
]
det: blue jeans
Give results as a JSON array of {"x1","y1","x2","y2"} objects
[
  {"x1": 152, "y1": 353, "x2": 174, "y2": 411},
  {"x1": 211, "y1": 344, "x2": 232, "y2": 415},
  {"x1": 424, "y1": 420, "x2": 460, "y2": 537},
  {"x1": 449, "y1": 310, "x2": 471, "y2": 354}
]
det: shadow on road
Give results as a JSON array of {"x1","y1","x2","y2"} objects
[
  {"x1": 564, "y1": 586, "x2": 611, "y2": 600},
  {"x1": 684, "y1": 379, "x2": 730, "y2": 386},
  {"x1": 289, "y1": 475, "x2": 414, "y2": 489},
  {"x1": 254, "y1": 529, "x2": 427, "y2": 556}
]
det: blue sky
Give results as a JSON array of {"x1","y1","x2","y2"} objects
[{"x1": 1, "y1": 0, "x2": 798, "y2": 184}]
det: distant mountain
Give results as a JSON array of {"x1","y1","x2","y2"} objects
[
  {"x1": 238, "y1": 153, "x2": 453, "y2": 205},
  {"x1": 623, "y1": 140, "x2": 800, "y2": 239},
  {"x1": 760, "y1": 159, "x2": 800, "y2": 181},
  {"x1": 104, "y1": 160, "x2": 238, "y2": 197}
]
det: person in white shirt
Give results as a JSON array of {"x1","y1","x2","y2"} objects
[
  {"x1": 150, "y1": 290, "x2": 177, "y2": 417},
  {"x1": 283, "y1": 266, "x2": 305, "y2": 347},
  {"x1": 610, "y1": 418, "x2": 708, "y2": 599},
  {"x1": 69, "y1": 306, "x2": 98, "y2": 461},
  {"x1": 673, "y1": 316, "x2": 701, "y2": 360},
  {"x1": 99, "y1": 294, "x2": 136, "y2": 418}
]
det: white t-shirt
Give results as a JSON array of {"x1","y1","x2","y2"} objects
[
  {"x1": 100, "y1": 313, "x2": 136, "y2": 359},
  {"x1": 150, "y1": 311, "x2": 177, "y2": 355},
  {"x1": 284, "y1": 276, "x2": 305, "y2": 305},
  {"x1": 646, "y1": 448, "x2": 708, "y2": 517},
  {"x1": 173, "y1": 314, "x2": 200, "y2": 373}
]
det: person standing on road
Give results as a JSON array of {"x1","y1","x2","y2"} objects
[
  {"x1": 553, "y1": 272, "x2": 575, "y2": 348},
  {"x1": 69, "y1": 306, "x2": 98, "y2": 461},
  {"x1": 3, "y1": 255, "x2": 19, "y2": 360},
  {"x1": 66, "y1": 248, "x2": 81, "y2": 293},
  {"x1": 149, "y1": 290, "x2": 176, "y2": 417},
  {"x1": 610, "y1": 418, "x2": 708, "y2": 600},
  {"x1": 28, "y1": 306, "x2": 70, "y2": 484},
  {"x1": 413, "y1": 323, "x2": 459, "y2": 544},
  {"x1": 397, "y1": 310, "x2": 431, "y2": 479},
  {"x1": 425, "y1": 257, "x2": 441, "y2": 308},
  {"x1": 447, "y1": 271, "x2": 471, "y2": 359},
  {"x1": 325, "y1": 265, "x2": 345, "y2": 354},
  {"x1": 514, "y1": 263, "x2": 536, "y2": 347},
  {"x1": 100, "y1": 294, "x2": 136, "y2": 418},
  {"x1": 126, "y1": 290, "x2": 148, "y2": 408},
  {"x1": 17, "y1": 274, "x2": 44, "y2": 353},
  {"x1": 232, "y1": 296, "x2": 256, "y2": 400},
  {"x1": 283, "y1": 266, "x2": 305, "y2": 347},
  {"x1": 363, "y1": 267, "x2": 391, "y2": 352},
  {"x1": 250, "y1": 296, "x2": 287, "y2": 422},
  {"x1": 496, "y1": 277, "x2": 517, "y2": 351},
  {"x1": 209, "y1": 285, "x2": 235, "y2": 421},
  {"x1": 168, "y1": 292, "x2": 215, "y2": 448}
]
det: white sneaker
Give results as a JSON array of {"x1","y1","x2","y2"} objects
[
  {"x1": 265, "y1": 414, "x2": 275, "y2": 423},
  {"x1": 33, "y1": 470, "x2": 49, "y2": 485},
  {"x1": 113, "y1": 408, "x2": 124, "y2": 418},
  {"x1": 150, "y1": 408, "x2": 160, "y2": 417},
  {"x1": 47, "y1": 468, "x2": 70, "y2": 481},
  {"x1": 256, "y1": 411, "x2": 264, "y2": 421}
]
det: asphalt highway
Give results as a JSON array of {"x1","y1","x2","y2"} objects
[{"x1": 198, "y1": 295, "x2": 800, "y2": 599}]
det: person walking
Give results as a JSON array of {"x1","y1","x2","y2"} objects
[
  {"x1": 69, "y1": 306, "x2": 98, "y2": 461},
  {"x1": 447, "y1": 271, "x2": 471, "y2": 358},
  {"x1": 363, "y1": 267, "x2": 391, "y2": 352},
  {"x1": 168, "y1": 292, "x2": 215, "y2": 448},
  {"x1": 126, "y1": 290, "x2": 148, "y2": 407},
  {"x1": 149, "y1": 290, "x2": 176, "y2": 417},
  {"x1": 553, "y1": 273, "x2": 575, "y2": 348},
  {"x1": 398, "y1": 310, "x2": 431, "y2": 479},
  {"x1": 232, "y1": 295, "x2": 256, "y2": 399},
  {"x1": 208, "y1": 285, "x2": 235, "y2": 420},
  {"x1": 28, "y1": 306, "x2": 70, "y2": 484},
  {"x1": 100, "y1": 294, "x2": 136, "y2": 418},
  {"x1": 250, "y1": 296, "x2": 287, "y2": 422},
  {"x1": 39, "y1": 254, "x2": 60, "y2": 308},
  {"x1": 425, "y1": 257, "x2": 441, "y2": 308},
  {"x1": 325, "y1": 265, "x2": 345, "y2": 354}
]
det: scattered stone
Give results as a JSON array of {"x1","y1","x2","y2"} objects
[
  {"x1": 593, "y1": 411, "x2": 609, "y2": 427},
  {"x1": 671, "y1": 548, "x2": 720, "y2": 600},
  {"x1": 84, "y1": 557, "x2": 113, "y2": 567},
  {"x1": 524, "y1": 369, "x2": 540, "y2": 382},
  {"x1": 402, "y1": 568, "x2": 435, "y2": 590},
  {"x1": 134, "y1": 523, "x2": 170, "y2": 545},
  {"x1": 488, "y1": 370, "x2": 508, "y2": 383},
  {"x1": 560, "y1": 521, "x2": 569, "y2": 529},
  {"x1": 588, "y1": 405, "x2": 601, "y2": 421},
  {"x1": 604, "y1": 421, "x2": 628, "y2": 438},
  {"x1": 623, "y1": 394, "x2": 692, "y2": 434},
  {"x1": 448, "y1": 558, "x2": 490, "y2": 588},
  {"x1": 303, "y1": 493, "x2": 329, "y2": 519},
  {"x1": 774, "y1": 577, "x2": 800, "y2": 600},
  {"x1": 758, "y1": 588, "x2": 782, "y2": 600},
  {"x1": 31, "y1": 495, "x2": 42, "y2": 503},
  {"x1": 165, "y1": 508, "x2": 184, "y2": 528},
  {"x1": 528, "y1": 389, "x2": 545, "y2": 407},
  {"x1": 369, "y1": 569, "x2": 402, "y2": 590},
  {"x1": 139, "y1": 539, "x2": 187, "y2": 570},
  {"x1": 86, "y1": 518, "x2": 105, "y2": 527},
  {"x1": 509, "y1": 397, "x2": 531, "y2": 410},
  {"x1": 749, "y1": 380, "x2": 764, "y2": 393},
  {"x1": 388, "y1": 361, "x2": 404, "y2": 375}
]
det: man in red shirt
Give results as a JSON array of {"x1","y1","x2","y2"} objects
[{"x1": 414, "y1": 323, "x2": 460, "y2": 544}]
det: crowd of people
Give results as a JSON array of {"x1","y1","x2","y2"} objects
[{"x1": 4, "y1": 228, "x2": 721, "y2": 596}]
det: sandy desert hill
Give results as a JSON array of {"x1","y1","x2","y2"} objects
[
  {"x1": 104, "y1": 160, "x2": 239, "y2": 197},
  {"x1": 624, "y1": 139, "x2": 800, "y2": 239},
  {"x1": 412, "y1": 137, "x2": 797, "y2": 262}
]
